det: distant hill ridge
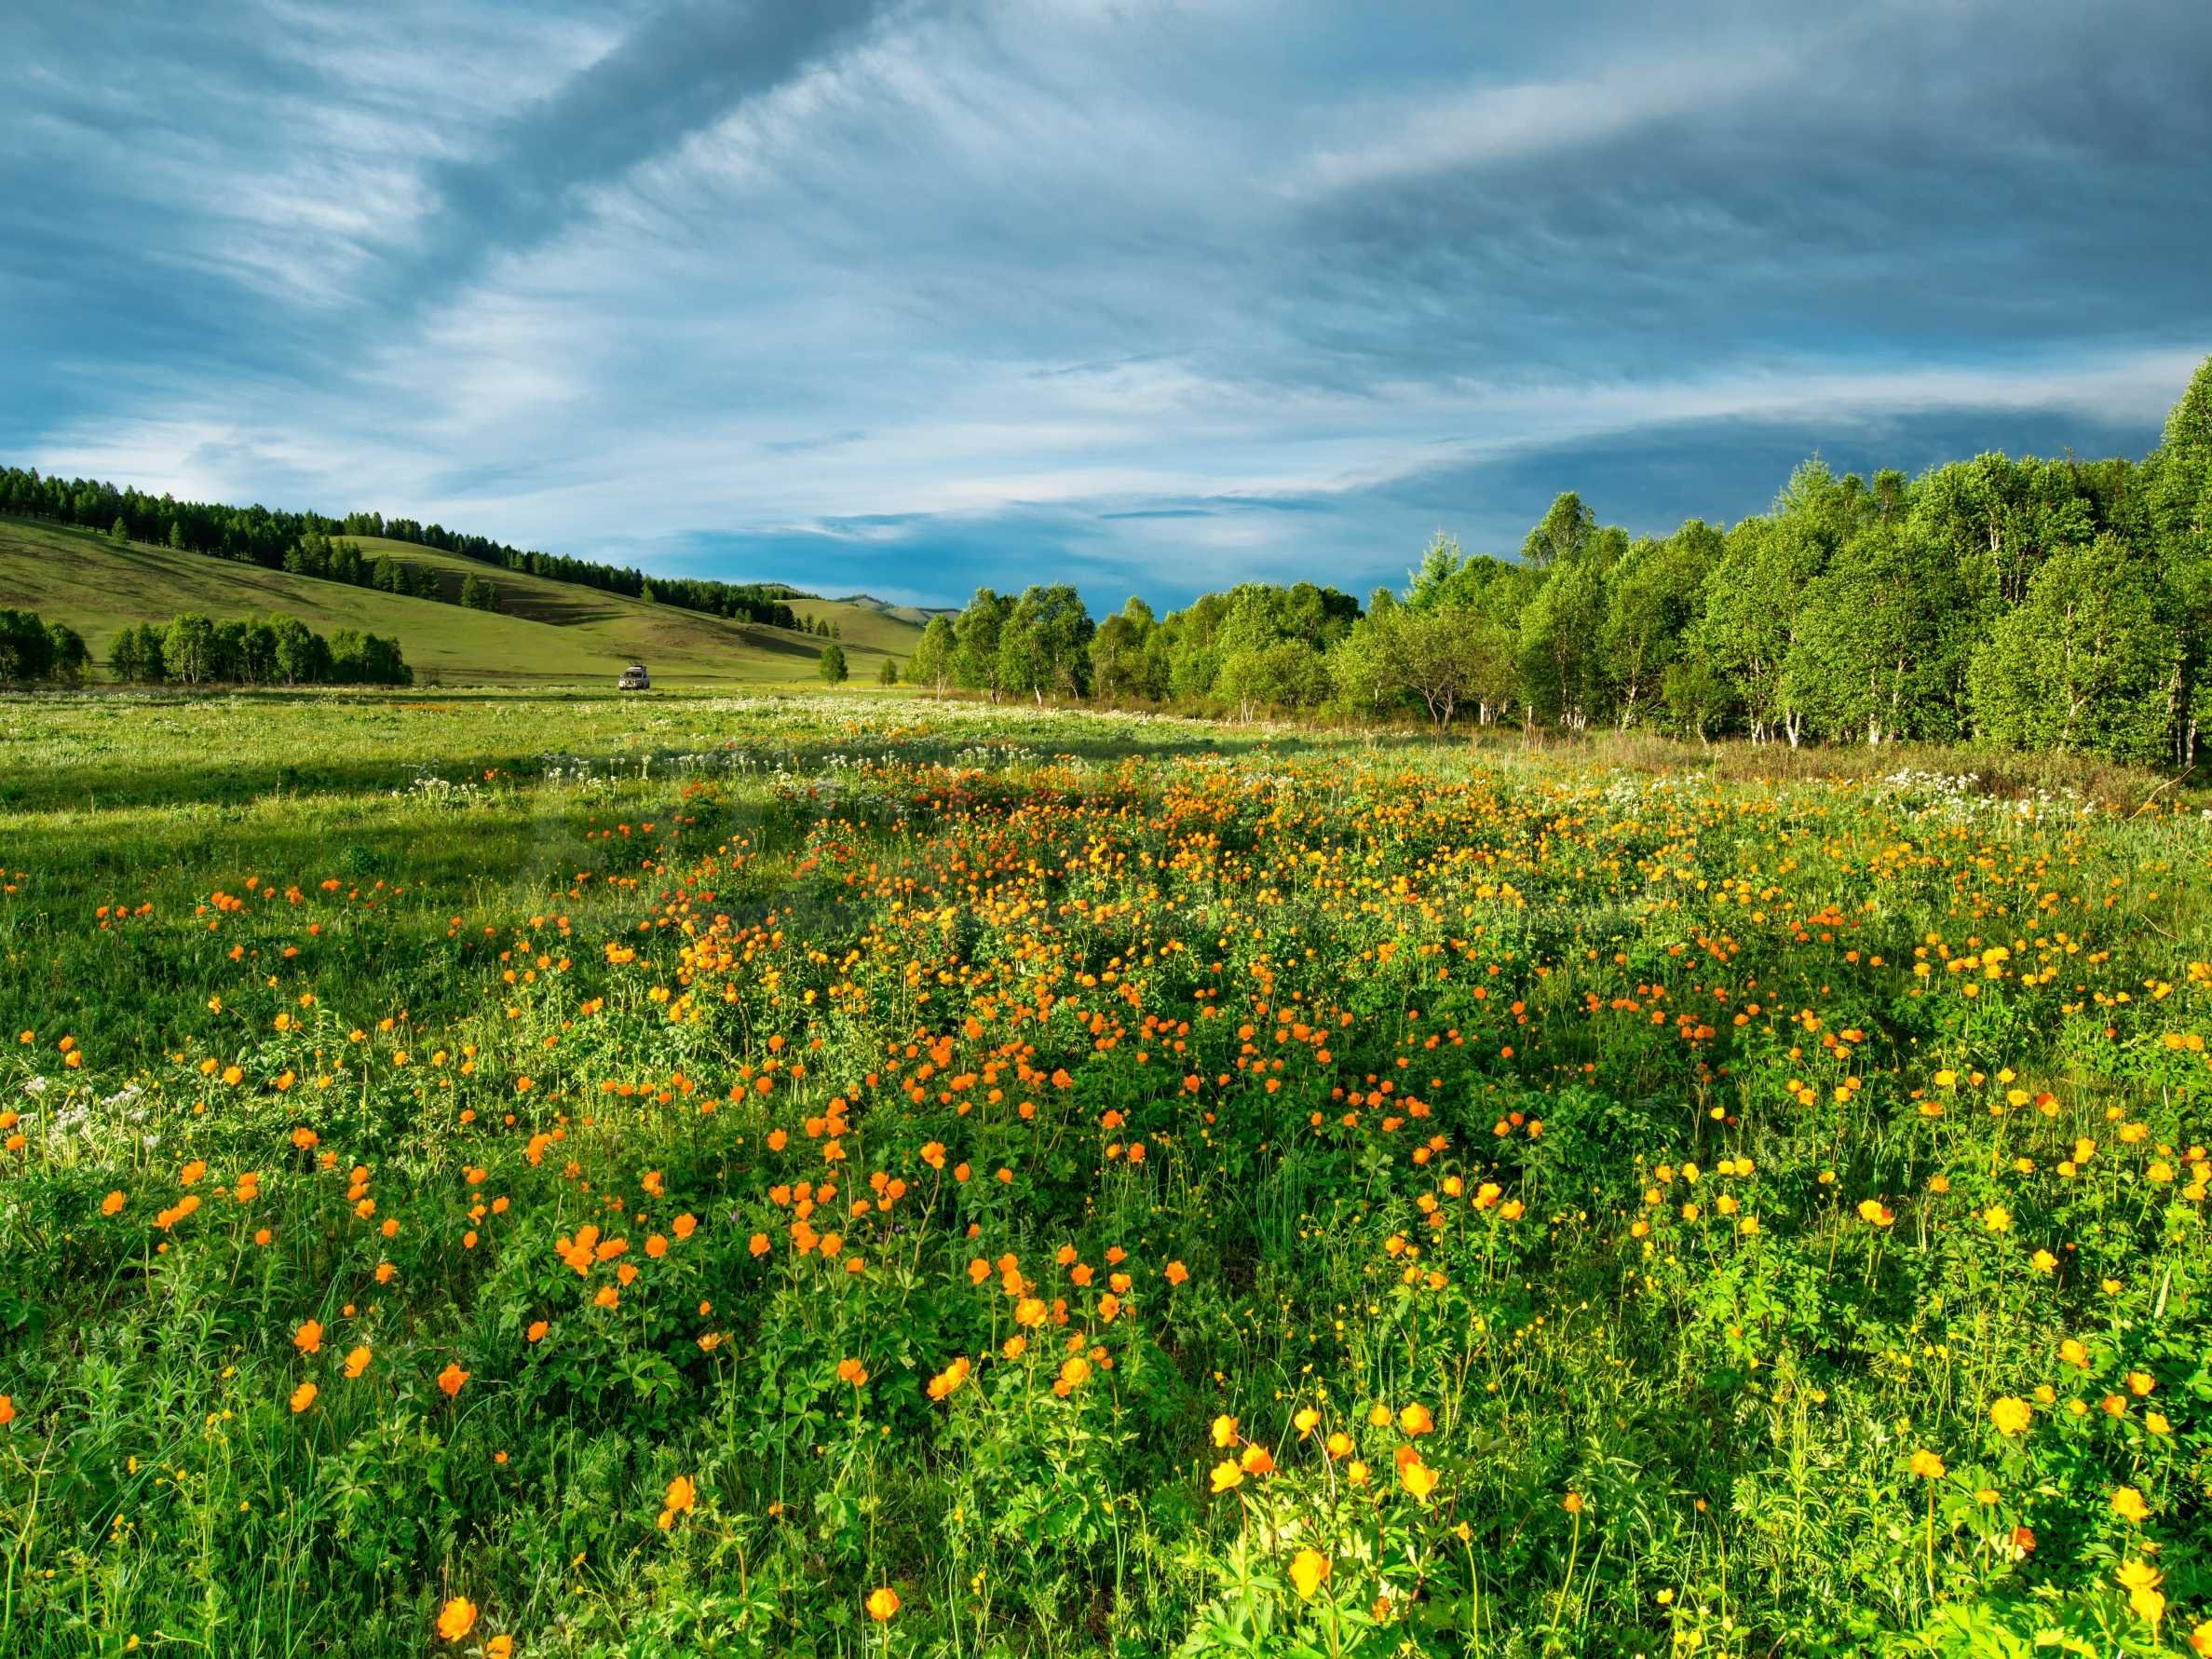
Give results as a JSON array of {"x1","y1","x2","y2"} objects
[
  {"x1": 0, "y1": 463, "x2": 959, "y2": 630},
  {"x1": 828, "y1": 593, "x2": 960, "y2": 625}
]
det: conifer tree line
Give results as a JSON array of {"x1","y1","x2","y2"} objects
[
  {"x1": 0, "y1": 469, "x2": 801, "y2": 630},
  {"x1": 276, "y1": 528, "x2": 505, "y2": 613},
  {"x1": 902, "y1": 358, "x2": 2212, "y2": 766},
  {"x1": 0, "y1": 607, "x2": 409, "y2": 687}
]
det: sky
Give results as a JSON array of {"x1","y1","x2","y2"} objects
[{"x1": 6, "y1": 0, "x2": 2208, "y2": 611}]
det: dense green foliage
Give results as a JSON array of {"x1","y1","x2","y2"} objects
[
  {"x1": 85, "y1": 609, "x2": 413, "y2": 687},
  {"x1": 908, "y1": 360, "x2": 2212, "y2": 768},
  {"x1": 0, "y1": 692, "x2": 2206, "y2": 1656},
  {"x1": 0, "y1": 609, "x2": 89, "y2": 687}
]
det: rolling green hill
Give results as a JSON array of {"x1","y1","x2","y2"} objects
[{"x1": 0, "y1": 517, "x2": 921, "y2": 687}]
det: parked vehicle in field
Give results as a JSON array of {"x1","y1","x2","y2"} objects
[{"x1": 617, "y1": 663, "x2": 650, "y2": 690}]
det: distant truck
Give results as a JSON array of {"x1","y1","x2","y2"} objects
[{"x1": 617, "y1": 663, "x2": 650, "y2": 690}]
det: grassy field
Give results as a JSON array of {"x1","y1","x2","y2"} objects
[
  {"x1": 0, "y1": 690, "x2": 2207, "y2": 1656},
  {"x1": 0, "y1": 517, "x2": 921, "y2": 686}
]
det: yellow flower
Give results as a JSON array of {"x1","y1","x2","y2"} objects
[
  {"x1": 1210, "y1": 1459, "x2": 1244, "y2": 1493},
  {"x1": 1288, "y1": 1548, "x2": 1330, "y2": 1599},
  {"x1": 1211, "y1": 1413, "x2": 1239, "y2": 1448},
  {"x1": 865, "y1": 1586, "x2": 900, "y2": 1622},
  {"x1": 1399, "y1": 1459, "x2": 1439, "y2": 1502},
  {"x1": 1909, "y1": 1449, "x2": 1946, "y2": 1479},
  {"x1": 2118, "y1": 1560, "x2": 2165, "y2": 1627},
  {"x1": 1988, "y1": 1396, "x2": 2032, "y2": 1436},
  {"x1": 2111, "y1": 1487, "x2": 2150, "y2": 1523}
]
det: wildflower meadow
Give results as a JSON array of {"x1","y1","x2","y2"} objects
[{"x1": 0, "y1": 691, "x2": 2205, "y2": 1656}]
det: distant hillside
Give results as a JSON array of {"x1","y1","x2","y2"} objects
[
  {"x1": 0, "y1": 517, "x2": 922, "y2": 687},
  {"x1": 829, "y1": 593, "x2": 959, "y2": 627}
]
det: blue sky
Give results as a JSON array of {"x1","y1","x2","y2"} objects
[{"x1": 5, "y1": 1, "x2": 2207, "y2": 610}]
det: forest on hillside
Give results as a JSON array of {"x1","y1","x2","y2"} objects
[{"x1": 0, "y1": 470, "x2": 802, "y2": 631}]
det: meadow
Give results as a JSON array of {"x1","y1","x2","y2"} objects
[{"x1": 0, "y1": 688, "x2": 2206, "y2": 1657}]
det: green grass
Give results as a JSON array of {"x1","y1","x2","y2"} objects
[
  {"x1": 0, "y1": 692, "x2": 2207, "y2": 1657},
  {"x1": 0, "y1": 517, "x2": 921, "y2": 686}
]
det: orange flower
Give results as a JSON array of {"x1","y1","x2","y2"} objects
[
  {"x1": 293, "y1": 1319, "x2": 324, "y2": 1355},
  {"x1": 526, "y1": 1319, "x2": 549, "y2": 1343},
  {"x1": 290, "y1": 1380, "x2": 318, "y2": 1414},
  {"x1": 866, "y1": 1586, "x2": 901, "y2": 1622},
  {"x1": 438, "y1": 1362, "x2": 469, "y2": 1398},
  {"x1": 343, "y1": 1345, "x2": 373, "y2": 1380},
  {"x1": 657, "y1": 1474, "x2": 697, "y2": 1529},
  {"x1": 0, "y1": 1394, "x2": 15, "y2": 1427},
  {"x1": 927, "y1": 1356, "x2": 971, "y2": 1400},
  {"x1": 437, "y1": 1597, "x2": 477, "y2": 1641},
  {"x1": 102, "y1": 1190, "x2": 126, "y2": 1217}
]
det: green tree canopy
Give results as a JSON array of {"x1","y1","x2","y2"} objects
[{"x1": 1968, "y1": 538, "x2": 2180, "y2": 764}]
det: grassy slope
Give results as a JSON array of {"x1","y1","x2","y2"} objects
[{"x1": 0, "y1": 517, "x2": 922, "y2": 686}]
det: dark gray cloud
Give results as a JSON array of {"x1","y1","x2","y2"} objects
[
  {"x1": 406, "y1": 0, "x2": 895, "y2": 296},
  {"x1": 4, "y1": 0, "x2": 2206, "y2": 608}
]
